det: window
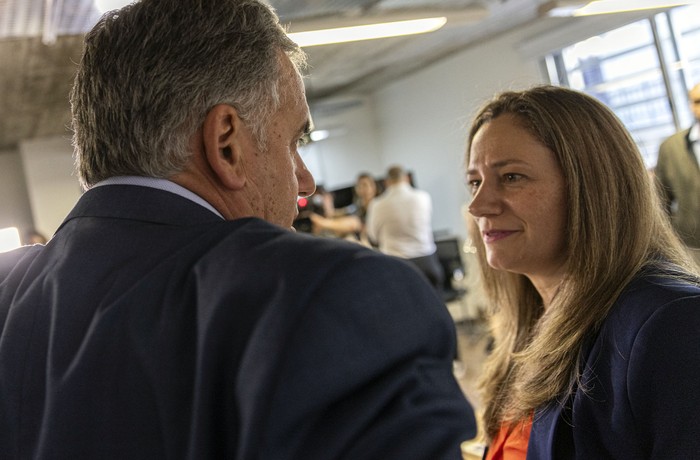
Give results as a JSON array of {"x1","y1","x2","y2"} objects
[
  {"x1": 545, "y1": 4, "x2": 700, "y2": 168},
  {"x1": 0, "y1": 227, "x2": 21, "y2": 252}
]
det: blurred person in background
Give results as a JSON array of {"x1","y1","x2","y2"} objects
[
  {"x1": 366, "y1": 165, "x2": 444, "y2": 295},
  {"x1": 292, "y1": 184, "x2": 334, "y2": 234},
  {"x1": 655, "y1": 82, "x2": 700, "y2": 266},
  {"x1": 465, "y1": 85, "x2": 700, "y2": 459},
  {"x1": 309, "y1": 172, "x2": 378, "y2": 245},
  {"x1": 350, "y1": 172, "x2": 379, "y2": 226},
  {"x1": 0, "y1": 0, "x2": 476, "y2": 458}
]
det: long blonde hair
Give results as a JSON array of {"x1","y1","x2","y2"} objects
[{"x1": 465, "y1": 85, "x2": 699, "y2": 440}]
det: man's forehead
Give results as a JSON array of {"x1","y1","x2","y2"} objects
[{"x1": 279, "y1": 53, "x2": 308, "y2": 106}]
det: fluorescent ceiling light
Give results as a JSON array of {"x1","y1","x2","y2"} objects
[
  {"x1": 309, "y1": 130, "x2": 330, "y2": 142},
  {"x1": 288, "y1": 17, "x2": 447, "y2": 47},
  {"x1": 545, "y1": 0, "x2": 698, "y2": 16},
  {"x1": 576, "y1": 0, "x2": 697, "y2": 15}
]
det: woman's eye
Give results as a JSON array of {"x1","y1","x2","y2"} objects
[
  {"x1": 467, "y1": 179, "x2": 481, "y2": 192},
  {"x1": 504, "y1": 173, "x2": 523, "y2": 182}
]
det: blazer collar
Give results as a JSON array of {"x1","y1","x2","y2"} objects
[
  {"x1": 56, "y1": 184, "x2": 225, "y2": 234},
  {"x1": 689, "y1": 123, "x2": 698, "y2": 143},
  {"x1": 93, "y1": 176, "x2": 223, "y2": 218}
]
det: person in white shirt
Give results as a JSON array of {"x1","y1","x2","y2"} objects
[{"x1": 366, "y1": 165, "x2": 445, "y2": 294}]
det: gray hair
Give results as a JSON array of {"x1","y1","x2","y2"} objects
[{"x1": 70, "y1": 0, "x2": 306, "y2": 188}]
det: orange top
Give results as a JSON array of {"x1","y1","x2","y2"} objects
[{"x1": 484, "y1": 417, "x2": 533, "y2": 460}]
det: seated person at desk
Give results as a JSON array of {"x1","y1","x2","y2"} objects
[{"x1": 309, "y1": 172, "x2": 378, "y2": 245}]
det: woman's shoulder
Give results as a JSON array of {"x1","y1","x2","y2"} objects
[
  {"x1": 624, "y1": 265, "x2": 699, "y2": 302},
  {"x1": 611, "y1": 265, "x2": 698, "y2": 315},
  {"x1": 572, "y1": 266, "x2": 700, "y2": 458},
  {"x1": 595, "y1": 265, "x2": 700, "y2": 351}
]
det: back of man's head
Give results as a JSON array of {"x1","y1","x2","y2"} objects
[
  {"x1": 70, "y1": 0, "x2": 305, "y2": 189},
  {"x1": 386, "y1": 165, "x2": 406, "y2": 184}
]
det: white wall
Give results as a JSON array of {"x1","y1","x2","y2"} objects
[
  {"x1": 372, "y1": 27, "x2": 544, "y2": 241},
  {"x1": 301, "y1": 95, "x2": 385, "y2": 190},
  {"x1": 0, "y1": 149, "x2": 33, "y2": 233},
  {"x1": 19, "y1": 136, "x2": 82, "y2": 238}
]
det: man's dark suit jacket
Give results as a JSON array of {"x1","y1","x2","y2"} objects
[
  {"x1": 527, "y1": 268, "x2": 700, "y2": 459},
  {"x1": 0, "y1": 185, "x2": 476, "y2": 459}
]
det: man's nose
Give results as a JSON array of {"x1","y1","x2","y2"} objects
[{"x1": 295, "y1": 152, "x2": 316, "y2": 198}]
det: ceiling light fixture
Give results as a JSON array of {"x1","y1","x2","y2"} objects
[
  {"x1": 288, "y1": 17, "x2": 448, "y2": 47},
  {"x1": 543, "y1": 0, "x2": 698, "y2": 16},
  {"x1": 309, "y1": 130, "x2": 330, "y2": 142},
  {"x1": 285, "y1": 6, "x2": 488, "y2": 47}
]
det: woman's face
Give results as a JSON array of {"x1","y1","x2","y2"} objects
[
  {"x1": 466, "y1": 113, "x2": 568, "y2": 293},
  {"x1": 355, "y1": 176, "x2": 377, "y2": 202}
]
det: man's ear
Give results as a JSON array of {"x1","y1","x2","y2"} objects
[{"x1": 202, "y1": 104, "x2": 247, "y2": 190}]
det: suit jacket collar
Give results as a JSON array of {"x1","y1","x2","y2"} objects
[
  {"x1": 685, "y1": 128, "x2": 694, "y2": 151},
  {"x1": 689, "y1": 123, "x2": 698, "y2": 143},
  {"x1": 687, "y1": 124, "x2": 700, "y2": 168},
  {"x1": 93, "y1": 176, "x2": 223, "y2": 218},
  {"x1": 56, "y1": 185, "x2": 225, "y2": 235}
]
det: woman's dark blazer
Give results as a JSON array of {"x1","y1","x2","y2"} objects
[{"x1": 528, "y1": 268, "x2": 700, "y2": 459}]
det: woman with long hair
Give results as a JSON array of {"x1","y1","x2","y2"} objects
[{"x1": 465, "y1": 85, "x2": 700, "y2": 458}]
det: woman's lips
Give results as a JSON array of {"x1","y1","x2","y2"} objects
[{"x1": 482, "y1": 230, "x2": 518, "y2": 243}]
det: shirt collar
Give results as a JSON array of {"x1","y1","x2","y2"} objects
[{"x1": 92, "y1": 176, "x2": 224, "y2": 219}]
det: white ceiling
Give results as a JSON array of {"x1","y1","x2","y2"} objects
[{"x1": 0, "y1": 0, "x2": 646, "y2": 151}]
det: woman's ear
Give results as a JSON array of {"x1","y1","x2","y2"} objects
[{"x1": 202, "y1": 104, "x2": 247, "y2": 190}]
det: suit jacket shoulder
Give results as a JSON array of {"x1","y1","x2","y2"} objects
[
  {"x1": 0, "y1": 185, "x2": 476, "y2": 460},
  {"x1": 192, "y1": 224, "x2": 477, "y2": 458},
  {"x1": 529, "y1": 269, "x2": 700, "y2": 459}
]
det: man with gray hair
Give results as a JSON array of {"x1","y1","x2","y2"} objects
[{"x1": 0, "y1": 0, "x2": 475, "y2": 458}]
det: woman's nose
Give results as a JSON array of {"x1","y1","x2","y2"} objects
[{"x1": 467, "y1": 182, "x2": 501, "y2": 217}]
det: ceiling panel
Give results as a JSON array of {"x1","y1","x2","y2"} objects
[
  {"x1": 0, "y1": 0, "x2": 563, "y2": 151},
  {"x1": 0, "y1": 0, "x2": 101, "y2": 40}
]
